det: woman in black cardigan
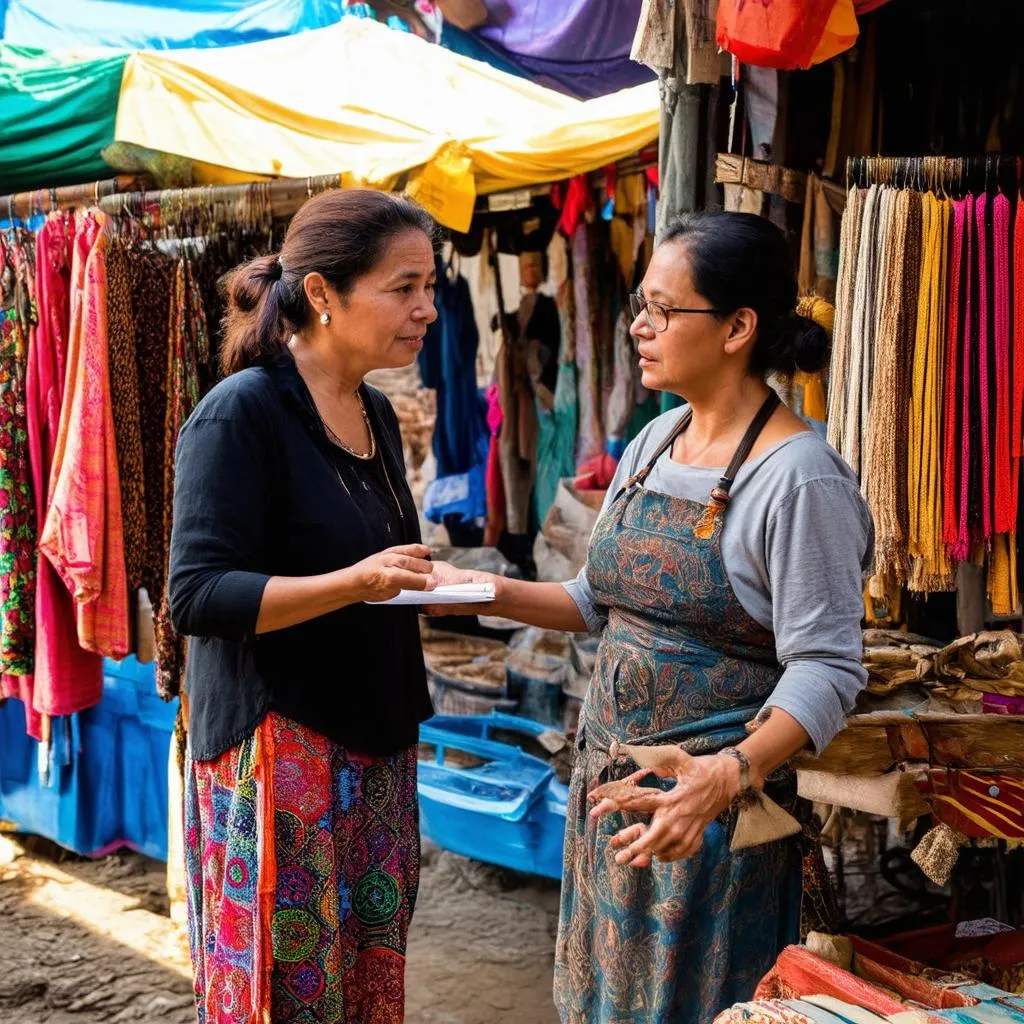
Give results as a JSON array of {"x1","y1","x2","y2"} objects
[{"x1": 168, "y1": 189, "x2": 438, "y2": 1024}]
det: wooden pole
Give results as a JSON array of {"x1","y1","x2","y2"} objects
[{"x1": 1, "y1": 175, "x2": 152, "y2": 220}]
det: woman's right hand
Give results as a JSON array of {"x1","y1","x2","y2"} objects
[
  {"x1": 422, "y1": 562, "x2": 504, "y2": 617},
  {"x1": 343, "y1": 544, "x2": 436, "y2": 603}
]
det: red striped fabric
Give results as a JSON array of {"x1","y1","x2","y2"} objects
[{"x1": 919, "y1": 769, "x2": 1024, "y2": 839}]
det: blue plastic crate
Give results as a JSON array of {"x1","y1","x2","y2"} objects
[
  {"x1": 0, "y1": 656, "x2": 176, "y2": 860},
  {"x1": 417, "y1": 712, "x2": 568, "y2": 879}
]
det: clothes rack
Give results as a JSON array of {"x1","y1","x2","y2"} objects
[
  {"x1": 3, "y1": 144, "x2": 659, "y2": 234},
  {"x1": 846, "y1": 155, "x2": 1022, "y2": 195},
  {"x1": 1, "y1": 176, "x2": 152, "y2": 221}
]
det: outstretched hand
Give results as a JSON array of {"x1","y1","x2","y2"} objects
[{"x1": 421, "y1": 561, "x2": 504, "y2": 617}]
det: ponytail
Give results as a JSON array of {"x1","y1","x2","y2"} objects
[{"x1": 220, "y1": 254, "x2": 289, "y2": 376}]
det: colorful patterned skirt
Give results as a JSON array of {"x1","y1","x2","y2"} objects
[{"x1": 184, "y1": 712, "x2": 420, "y2": 1024}]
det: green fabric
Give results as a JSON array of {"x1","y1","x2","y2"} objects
[
  {"x1": 626, "y1": 394, "x2": 660, "y2": 442},
  {"x1": 534, "y1": 357, "x2": 579, "y2": 525},
  {"x1": 0, "y1": 46, "x2": 126, "y2": 194},
  {"x1": 660, "y1": 390, "x2": 685, "y2": 413}
]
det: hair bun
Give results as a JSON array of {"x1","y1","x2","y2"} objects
[
  {"x1": 761, "y1": 312, "x2": 830, "y2": 375},
  {"x1": 783, "y1": 313, "x2": 830, "y2": 374}
]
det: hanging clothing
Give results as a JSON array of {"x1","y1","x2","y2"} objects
[
  {"x1": 418, "y1": 257, "x2": 489, "y2": 479},
  {"x1": 975, "y1": 194, "x2": 994, "y2": 543},
  {"x1": 837, "y1": 183, "x2": 881, "y2": 479},
  {"x1": 26, "y1": 215, "x2": 104, "y2": 727},
  {"x1": 534, "y1": 234, "x2": 578, "y2": 525},
  {"x1": 603, "y1": 309, "x2": 636, "y2": 457},
  {"x1": 496, "y1": 291, "x2": 545, "y2": 536},
  {"x1": 0, "y1": 230, "x2": 38, "y2": 705},
  {"x1": 609, "y1": 173, "x2": 648, "y2": 288},
  {"x1": 798, "y1": 174, "x2": 840, "y2": 303},
  {"x1": 154, "y1": 257, "x2": 209, "y2": 700},
  {"x1": 573, "y1": 223, "x2": 604, "y2": 467},
  {"x1": 106, "y1": 237, "x2": 147, "y2": 590},
  {"x1": 944, "y1": 197, "x2": 972, "y2": 562},
  {"x1": 1012, "y1": 198, "x2": 1024, "y2": 530},
  {"x1": 863, "y1": 189, "x2": 920, "y2": 595},
  {"x1": 131, "y1": 248, "x2": 175, "y2": 617},
  {"x1": 482, "y1": 383, "x2": 506, "y2": 546},
  {"x1": 556, "y1": 407, "x2": 872, "y2": 1022},
  {"x1": 907, "y1": 194, "x2": 952, "y2": 592},
  {"x1": 988, "y1": 533, "x2": 1018, "y2": 617},
  {"x1": 654, "y1": 8, "x2": 701, "y2": 244},
  {"x1": 39, "y1": 211, "x2": 131, "y2": 659},
  {"x1": 827, "y1": 187, "x2": 865, "y2": 469},
  {"x1": 992, "y1": 195, "x2": 1013, "y2": 534},
  {"x1": 186, "y1": 711, "x2": 420, "y2": 1024}
]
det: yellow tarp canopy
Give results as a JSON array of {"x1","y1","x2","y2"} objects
[{"x1": 115, "y1": 18, "x2": 659, "y2": 230}]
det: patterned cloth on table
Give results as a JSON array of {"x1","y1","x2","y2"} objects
[
  {"x1": 106, "y1": 237, "x2": 147, "y2": 590},
  {"x1": 154, "y1": 257, "x2": 208, "y2": 700},
  {"x1": 185, "y1": 712, "x2": 420, "y2": 1024},
  {"x1": 26, "y1": 215, "x2": 104, "y2": 727},
  {"x1": 38, "y1": 210, "x2": 130, "y2": 661},
  {"x1": 0, "y1": 230, "x2": 38, "y2": 707},
  {"x1": 553, "y1": 418, "x2": 801, "y2": 1024}
]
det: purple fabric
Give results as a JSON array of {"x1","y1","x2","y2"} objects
[
  {"x1": 477, "y1": 0, "x2": 642, "y2": 59},
  {"x1": 465, "y1": 0, "x2": 653, "y2": 99},
  {"x1": 495, "y1": 48, "x2": 653, "y2": 99}
]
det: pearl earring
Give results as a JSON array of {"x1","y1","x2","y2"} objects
[{"x1": 320, "y1": 310, "x2": 331, "y2": 326}]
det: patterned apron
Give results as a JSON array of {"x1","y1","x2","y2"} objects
[{"x1": 554, "y1": 396, "x2": 802, "y2": 1023}]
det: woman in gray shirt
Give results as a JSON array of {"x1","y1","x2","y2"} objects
[{"x1": 433, "y1": 211, "x2": 873, "y2": 1023}]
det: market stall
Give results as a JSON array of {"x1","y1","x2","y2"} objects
[{"x1": 0, "y1": 16, "x2": 663, "y2": 882}]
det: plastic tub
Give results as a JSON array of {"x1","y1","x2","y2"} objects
[
  {"x1": 417, "y1": 712, "x2": 568, "y2": 879},
  {"x1": 0, "y1": 656, "x2": 175, "y2": 860}
]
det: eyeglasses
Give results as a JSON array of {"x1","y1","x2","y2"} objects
[{"x1": 628, "y1": 289, "x2": 725, "y2": 333}]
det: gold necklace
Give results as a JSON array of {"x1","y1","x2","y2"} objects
[{"x1": 320, "y1": 390, "x2": 377, "y2": 461}]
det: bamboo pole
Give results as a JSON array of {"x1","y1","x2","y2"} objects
[
  {"x1": 4, "y1": 143, "x2": 657, "y2": 228},
  {"x1": 1, "y1": 175, "x2": 152, "y2": 220}
]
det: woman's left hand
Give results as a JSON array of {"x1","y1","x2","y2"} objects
[{"x1": 587, "y1": 748, "x2": 741, "y2": 868}]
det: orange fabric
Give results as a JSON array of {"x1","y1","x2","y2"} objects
[
  {"x1": 253, "y1": 715, "x2": 277, "y2": 1024},
  {"x1": 716, "y1": 0, "x2": 858, "y2": 70},
  {"x1": 754, "y1": 946, "x2": 907, "y2": 1016},
  {"x1": 810, "y1": 0, "x2": 860, "y2": 65},
  {"x1": 38, "y1": 211, "x2": 130, "y2": 659}
]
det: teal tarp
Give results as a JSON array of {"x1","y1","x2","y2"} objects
[{"x1": 0, "y1": 46, "x2": 126, "y2": 194}]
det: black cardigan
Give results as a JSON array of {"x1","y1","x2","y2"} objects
[{"x1": 167, "y1": 352, "x2": 432, "y2": 761}]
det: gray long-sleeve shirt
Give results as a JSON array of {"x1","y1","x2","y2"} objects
[{"x1": 564, "y1": 410, "x2": 874, "y2": 753}]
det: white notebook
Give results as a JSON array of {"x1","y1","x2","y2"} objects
[{"x1": 370, "y1": 583, "x2": 496, "y2": 607}]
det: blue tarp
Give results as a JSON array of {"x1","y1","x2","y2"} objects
[{"x1": 0, "y1": 0, "x2": 345, "y2": 49}]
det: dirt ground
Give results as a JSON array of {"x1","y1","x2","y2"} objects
[{"x1": 0, "y1": 833, "x2": 560, "y2": 1024}]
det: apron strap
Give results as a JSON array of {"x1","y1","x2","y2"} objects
[
  {"x1": 614, "y1": 407, "x2": 693, "y2": 499},
  {"x1": 691, "y1": 390, "x2": 781, "y2": 539},
  {"x1": 615, "y1": 390, "x2": 781, "y2": 505},
  {"x1": 710, "y1": 390, "x2": 782, "y2": 506}
]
